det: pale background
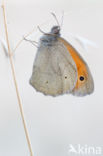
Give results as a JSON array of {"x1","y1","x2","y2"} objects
[{"x1": 0, "y1": 0, "x2": 103, "y2": 156}]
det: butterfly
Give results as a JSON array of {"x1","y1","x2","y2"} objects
[{"x1": 29, "y1": 15, "x2": 94, "y2": 97}]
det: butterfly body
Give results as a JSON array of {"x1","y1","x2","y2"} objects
[{"x1": 30, "y1": 26, "x2": 94, "y2": 96}]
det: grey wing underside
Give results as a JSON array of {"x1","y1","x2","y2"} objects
[{"x1": 30, "y1": 40, "x2": 77, "y2": 96}]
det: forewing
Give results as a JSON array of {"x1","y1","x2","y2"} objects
[{"x1": 71, "y1": 64, "x2": 94, "y2": 96}]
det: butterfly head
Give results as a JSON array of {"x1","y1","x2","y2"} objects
[
  {"x1": 39, "y1": 26, "x2": 61, "y2": 46},
  {"x1": 50, "y1": 26, "x2": 61, "y2": 36}
]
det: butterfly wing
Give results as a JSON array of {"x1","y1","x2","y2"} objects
[
  {"x1": 30, "y1": 40, "x2": 77, "y2": 96},
  {"x1": 58, "y1": 37, "x2": 94, "y2": 96},
  {"x1": 72, "y1": 64, "x2": 94, "y2": 96}
]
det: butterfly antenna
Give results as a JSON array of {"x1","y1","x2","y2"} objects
[
  {"x1": 60, "y1": 11, "x2": 64, "y2": 28},
  {"x1": 51, "y1": 12, "x2": 60, "y2": 28}
]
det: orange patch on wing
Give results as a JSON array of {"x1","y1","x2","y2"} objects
[{"x1": 58, "y1": 37, "x2": 88, "y2": 89}]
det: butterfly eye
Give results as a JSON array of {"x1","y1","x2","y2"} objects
[{"x1": 79, "y1": 76, "x2": 85, "y2": 81}]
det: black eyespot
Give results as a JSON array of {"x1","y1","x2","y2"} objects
[
  {"x1": 46, "y1": 81, "x2": 48, "y2": 84},
  {"x1": 79, "y1": 76, "x2": 84, "y2": 81},
  {"x1": 65, "y1": 76, "x2": 67, "y2": 79}
]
